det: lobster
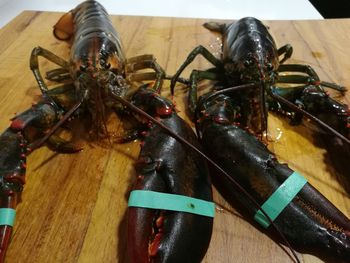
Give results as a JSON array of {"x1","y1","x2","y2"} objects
[
  {"x1": 0, "y1": 1, "x2": 210, "y2": 261},
  {"x1": 170, "y1": 17, "x2": 350, "y2": 145},
  {"x1": 170, "y1": 17, "x2": 350, "y2": 261}
]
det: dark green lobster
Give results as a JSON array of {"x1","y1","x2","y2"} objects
[
  {"x1": 170, "y1": 17, "x2": 350, "y2": 261},
  {"x1": 170, "y1": 17, "x2": 350, "y2": 144},
  {"x1": 0, "y1": 1, "x2": 213, "y2": 262}
]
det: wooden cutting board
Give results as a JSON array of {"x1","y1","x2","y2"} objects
[{"x1": 0, "y1": 10, "x2": 349, "y2": 263}]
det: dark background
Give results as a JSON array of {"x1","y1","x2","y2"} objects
[{"x1": 309, "y1": 0, "x2": 350, "y2": 18}]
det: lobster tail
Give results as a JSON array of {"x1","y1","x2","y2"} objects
[
  {"x1": 203, "y1": 21, "x2": 226, "y2": 34},
  {"x1": 53, "y1": 11, "x2": 74, "y2": 40}
]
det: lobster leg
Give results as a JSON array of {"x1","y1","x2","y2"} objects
[
  {"x1": 0, "y1": 129, "x2": 27, "y2": 263},
  {"x1": 45, "y1": 68, "x2": 72, "y2": 82},
  {"x1": 113, "y1": 86, "x2": 213, "y2": 262},
  {"x1": 192, "y1": 87, "x2": 350, "y2": 260},
  {"x1": 30, "y1": 46, "x2": 70, "y2": 94},
  {"x1": 277, "y1": 63, "x2": 346, "y2": 92},
  {"x1": 277, "y1": 44, "x2": 293, "y2": 64},
  {"x1": 170, "y1": 45, "x2": 222, "y2": 93},
  {"x1": 126, "y1": 54, "x2": 158, "y2": 64},
  {"x1": 125, "y1": 54, "x2": 165, "y2": 92},
  {"x1": 201, "y1": 123, "x2": 350, "y2": 260},
  {"x1": 187, "y1": 69, "x2": 221, "y2": 118}
]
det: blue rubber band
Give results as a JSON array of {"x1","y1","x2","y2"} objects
[
  {"x1": 128, "y1": 190, "x2": 215, "y2": 217},
  {"x1": 254, "y1": 171, "x2": 307, "y2": 228},
  {"x1": 0, "y1": 208, "x2": 16, "y2": 227}
]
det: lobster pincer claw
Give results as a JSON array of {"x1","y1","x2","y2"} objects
[
  {"x1": 0, "y1": 99, "x2": 68, "y2": 261},
  {"x1": 0, "y1": 129, "x2": 27, "y2": 195},
  {"x1": 0, "y1": 129, "x2": 28, "y2": 262},
  {"x1": 125, "y1": 87, "x2": 213, "y2": 262},
  {"x1": 300, "y1": 86, "x2": 350, "y2": 139},
  {"x1": 270, "y1": 85, "x2": 350, "y2": 144}
]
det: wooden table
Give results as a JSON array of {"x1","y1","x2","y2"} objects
[{"x1": 0, "y1": 11, "x2": 349, "y2": 263}]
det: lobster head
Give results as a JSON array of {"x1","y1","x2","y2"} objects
[
  {"x1": 70, "y1": 48, "x2": 129, "y2": 137},
  {"x1": 222, "y1": 27, "x2": 280, "y2": 135},
  {"x1": 223, "y1": 37, "x2": 279, "y2": 85}
]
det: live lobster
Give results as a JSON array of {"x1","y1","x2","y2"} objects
[
  {"x1": 170, "y1": 17, "x2": 350, "y2": 261},
  {"x1": 0, "y1": 1, "x2": 215, "y2": 262},
  {"x1": 171, "y1": 17, "x2": 350, "y2": 144}
]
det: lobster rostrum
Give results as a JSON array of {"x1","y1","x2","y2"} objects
[{"x1": 170, "y1": 17, "x2": 350, "y2": 145}]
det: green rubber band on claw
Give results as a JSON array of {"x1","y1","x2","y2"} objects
[
  {"x1": 0, "y1": 208, "x2": 16, "y2": 227},
  {"x1": 254, "y1": 171, "x2": 307, "y2": 228},
  {"x1": 128, "y1": 190, "x2": 215, "y2": 217}
]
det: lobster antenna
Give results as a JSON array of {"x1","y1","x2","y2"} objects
[
  {"x1": 110, "y1": 91, "x2": 300, "y2": 263},
  {"x1": 198, "y1": 83, "x2": 258, "y2": 106},
  {"x1": 28, "y1": 90, "x2": 88, "y2": 150},
  {"x1": 270, "y1": 91, "x2": 350, "y2": 145},
  {"x1": 260, "y1": 81, "x2": 268, "y2": 137}
]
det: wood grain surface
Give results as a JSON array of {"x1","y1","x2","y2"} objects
[{"x1": 0, "y1": 11, "x2": 349, "y2": 263}]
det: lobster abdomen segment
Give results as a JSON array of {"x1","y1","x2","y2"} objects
[{"x1": 54, "y1": 0, "x2": 125, "y2": 78}]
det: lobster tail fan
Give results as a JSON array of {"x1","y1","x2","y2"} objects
[
  {"x1": 203, "y1": 22, "x2": 226, "y2": 34},
  {"x1": 53, "y1": 11, "x2": 74, "y2": 41}
]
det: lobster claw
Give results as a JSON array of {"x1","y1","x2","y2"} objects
[
  {"x1": 127, "y1": 157, "x2": 213, "y2": 262},
  {"x1": 0, "y1": 129, "x2": 27, "y2": 262},
  {"x1": 126, "y1": 87, "x2": 213, "y2": 262}
]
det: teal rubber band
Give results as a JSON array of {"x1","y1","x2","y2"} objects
[
  {"x1": 0, "y1": 208, "x2": 16, "y2": 227},
  {"x1": 254, "y1": 171, "x2": 307, "y2": 228},
  {"x1": 128, "y1": 190, "x2": 215, "y2": 218}
]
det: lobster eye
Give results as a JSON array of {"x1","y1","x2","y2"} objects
[
  {"x1": 80, "y1": 65, "x2": 87, "y2": 72},
  {"x1": 244, "y1": 59, "x2": 251, "y2": 67},
  {"x1": 105, "y1": 63, "x2": 111, "y2": 69},
  {"x1": 266, "y1": 63, "x2": 274, "y2": 71},
  {"x1": 224, "y1": 63, "x2": 235, "y2": 73}
]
